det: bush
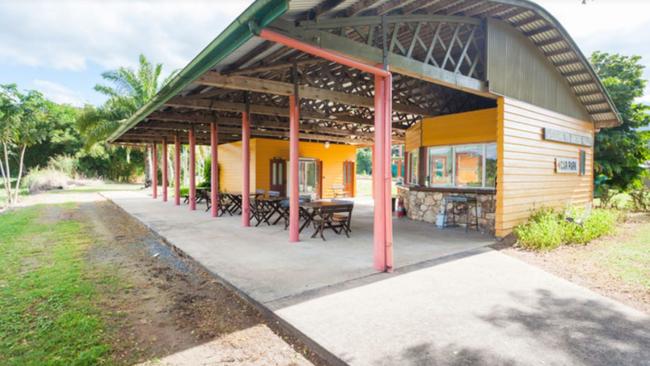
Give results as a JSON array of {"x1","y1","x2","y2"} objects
[
  {"x1": 47, "y1": 155, "x2": 78, "y2": 177},
  {"x1": 630, "y1": 188, "x2": 650, "y2": 212},
  {"x1": 514, "y1": 206, "x2": 619, "y2": 250},
  {"x1": 514, "y1": 208, "x2": 565, "y2": 250},
  {"x1": 22, "y1": 167, "x2": 70, "y2": 193}
]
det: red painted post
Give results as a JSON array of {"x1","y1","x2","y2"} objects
[
  {"x1": 162, "y1": 138, "x2": 168, "y2": 202},
  {"x1": 383, "y1": 74, "x2": 394, "y2": 271},
  {"x1": 289, "y1": 94, "x2": 300, "y2": 242},
  {"x1": 256, "y1": 29, "x2": 394, "y2": 270},
  {"x1": 258, "y1": 29, "x2": 390, "y2": 78},
  {"x1": 210, "y1": 122, "x2": 219, "y2": 218},
  {"x1": 174, "y1": 133, "x2": 181, "y2": 206},
  {"x1": 189, "y1": 126, "x2": 196, "y2": 211},
  {"x1": 151, "y1": 143, "x2": 158, "y2": 199},
  {"x1": 241, "y1": 111, "x2": 251, "y2": 227},
  {"x1": 373, "y1": 75, "x2": 386, "y2": 271}
]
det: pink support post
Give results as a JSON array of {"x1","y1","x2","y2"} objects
[
  {"x1": 289, "y1": 94, "x2": 300, "y2": 242},
  {"x1": 373, "y1": 75, "x2": 386, "y2": 271},
  {"x1": 174, "y1": 133, "x2": 181, "y2": 206},
  {"x1": 162, "y1": 138, "x2": 168, "y2": 202},
  {"x1": 189, "y1": 126, "x2": 196, "y2": 211},
  {"x1": 152, "y1": 143, "x2": 158, "y2": 199},
  {"x1": 256, "y1": 29, "x2": 394, "y2": 270},
  {"x1": 241, "y1": 111, "x2": 251, "y2": 227},
  {"x1": 383, "y1": 74, "x2": 394, "y2": 271},
  {"x1": 210, "y1": 122, "x2": 219, "y2": 218}
]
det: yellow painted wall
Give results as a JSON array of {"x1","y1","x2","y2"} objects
[
  {"x1": 217, "y1": 138, "x2": 357, "y2": 198},
  {"x1": 217, "y1": 141, "x2": 256, "y2": 194},
  {"x1": 405, "y1": 121, "x2": 422, "y2": 152},
  {"x1": 421, "y1": 108, "x2": 498, "y2": 147}
]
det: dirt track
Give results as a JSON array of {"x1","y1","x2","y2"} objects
[{"x1": 66, "y1": 198, "x2": 324, "y2": 365}]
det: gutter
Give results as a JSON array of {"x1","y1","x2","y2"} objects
[{"x1": 108, "y1": 0, "x2": 289, "y2": 142}]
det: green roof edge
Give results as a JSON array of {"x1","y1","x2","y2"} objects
[{"x1": 108, "y1": 0, "x2": 289, "y2": 142}]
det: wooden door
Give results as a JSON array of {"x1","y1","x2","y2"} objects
[
  {"x1": 343, "y1": 161, "x2": 355, "y2": 197},
  {"x1": 269, "y1": 158, "x2": 286, "y2": 196},
  {"x1": 317, "y1": 160, "x2": 323, "y2": 199}
]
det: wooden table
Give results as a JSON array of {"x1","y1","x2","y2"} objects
[{"x1": 299, "y1": 200, "x2": 353, "y2": 233}]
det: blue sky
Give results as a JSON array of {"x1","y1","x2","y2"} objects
[{"x1": 0, "y1": 0, "x2": 648, "y2": 107}]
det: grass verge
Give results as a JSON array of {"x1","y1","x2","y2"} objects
[
  {"x1": 0, "y1": 204, "x2": 113, "y2": 365},
  {"x1": 598, "y1": 219, "x2": 650, "y2": 289}
]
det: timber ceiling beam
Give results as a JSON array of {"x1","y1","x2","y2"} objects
[
  {"x1": 141, "y1": 117, "x2": 381, "y2": 140},
  {"x1": 164, "y1": 96, "x2": 380, "y2": 127},
  {"x1": 276, "y1": 26, "x2": 490, "y2": 97},
  {"x1": 128, "y1": 126, "x2": 382, "y2": 145},
  {"x1": 195, "y1": 72, "x2": 429, "y2": 116}
]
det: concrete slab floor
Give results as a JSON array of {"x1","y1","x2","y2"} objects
[
  {"x1": 102, "y1": 190, "x2": 494, "y2": 306},
  {"x1": 103, "y1": 190, "x2": 650, "y2": 366}
]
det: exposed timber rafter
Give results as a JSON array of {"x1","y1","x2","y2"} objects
[
  {"x1": 164, "y1": 96, "x2": 383, "y2": 127},
  {"x1": 194, "y1": 72, "x2": 430, "y2": 115},
  {"x1": 272, "y1": 25, "x2": 490, "y2": 96},
  {"x1": 144, "y1": 113, "x2": 390, "y2": 141}
]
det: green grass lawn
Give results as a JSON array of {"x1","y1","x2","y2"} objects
[
  {"x1": 0, "y1": 204, "x2": 115, "y2": 365},
  {"x1": 598, "y1": 219, "x2": 650, "y2": 289}
]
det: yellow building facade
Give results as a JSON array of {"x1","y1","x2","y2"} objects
[{"x1": 218, "y1": 138, "x2": 357, "y2": 198}]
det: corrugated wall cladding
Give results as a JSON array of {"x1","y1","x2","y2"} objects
[
  {"x1": 487, "y1": 19, "x2": 591, "y2": 122},
  {"x1": 495, "y1": 97, "x2": 594, "y2": 236}
]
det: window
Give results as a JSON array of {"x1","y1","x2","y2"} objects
[
  {"x1": 427, "y1": 147, "x2": 452, "y2": 186},
  {"x1": 408, "y1": 149, "x2": 419, "y2": 184},
  {"x1": 425, "y1": 143, "x2": 497, "y2": 188},
  {"x1": 455, "y1": 145, "x2": 483, "y2": 187}
]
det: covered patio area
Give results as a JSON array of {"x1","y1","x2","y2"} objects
[{"x1": 103, "y1": 190, "x2": 493, "y2": 306}]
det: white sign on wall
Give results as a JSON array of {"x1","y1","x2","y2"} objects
[
  {"x1": 555, "y1": 158, "x2": 579, "y2": 174},
  {"x1": 543, "y1": 128, "x2": 593, "y2": 147}
]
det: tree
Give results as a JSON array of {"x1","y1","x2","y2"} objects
[
  {"x1": 76, "y1": 54, "x2": 176, "y2": 182},
  {"x1": 0, "y1": 84, "x2": 50, "y2": 204},
  {"x1": 591, "y1": 52, "x2": 650, "y2": 191},
  {"x1": 356, "y1": 147, "x2": 372, "y2": 175}
]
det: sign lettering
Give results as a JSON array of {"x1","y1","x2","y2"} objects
[
  {"x1": 543, "y1": 128, "x2": 593, "y2": 147},
  {"x1": 556, "y1": 158, "x2": 579, "y2": 174}
]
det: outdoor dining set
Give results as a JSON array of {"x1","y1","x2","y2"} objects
[{"x1": 186, "y1": 188, "x2": 353, "y2": 241}]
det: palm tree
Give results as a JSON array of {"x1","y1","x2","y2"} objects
[
  {"x1": 76, "y1": 54, "x2": 177, "y2": 182},
  {"x1": 77, "y1": 54, "x2": 175, "y2": 147}
]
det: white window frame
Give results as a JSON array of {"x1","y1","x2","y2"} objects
[{"x1": 425, "y1": 142, "x2": 496, "y2": 189}]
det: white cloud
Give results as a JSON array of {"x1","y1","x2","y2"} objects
[
  {"x1": 33, "y1": 79, "x2": 87, "y2": 106},
  {"x1": 0, "y1": 0, "x2": 253, "y2": 72}
]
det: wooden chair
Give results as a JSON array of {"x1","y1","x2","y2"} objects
[{"x1": 311, "y1": 204, "x2": 354, "y2": 241}]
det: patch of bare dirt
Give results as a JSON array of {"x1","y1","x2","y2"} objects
[
  {"x1": 500, "y1": 213, "x2": 650, "y2": 314},
  {"x1": 64, "y1": 200, "x2": 326, "y2": 366}
]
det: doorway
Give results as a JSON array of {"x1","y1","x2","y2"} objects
[
  {"x1": 270, "y1": 158, "x2": 286, "y2": 195},
  {"x1": 299, "y1": 158, "x2": 321, "y2": 199}
]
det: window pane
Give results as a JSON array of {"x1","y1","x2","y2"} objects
[
  {"x1": 409, "y1": 149, "x2": 419, "y2": 184},
  {"x1": 428, "y1": 147, "x2": 453, "y2": 186},
  {"x1": 485, "y1": 143, "x2": 497, "y2": 187},
  {"x1": 455, "y1": 145, "x2": 483, "y2": 187}
]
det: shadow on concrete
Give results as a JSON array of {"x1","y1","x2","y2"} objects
[
  {"x1": 374, "y1": 342, "x2": 518, "y2": 366},
  {"x1": 480, "y1": 288, "x2": 650, "y2": 366}
]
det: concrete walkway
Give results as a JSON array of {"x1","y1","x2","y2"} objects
[{"x1": 104, "y1": 190, "x2": 650, "y2": 366}]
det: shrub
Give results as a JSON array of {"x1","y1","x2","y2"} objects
[
  {"x1": 514, "y1": 208, "x2": 564, "y2": 250},
  {"x1": 22, "y1": 167, "x2": 70, "y2": 193},
  {"x1": 514, "y1": 206, "x2": 619, "y2": 250},
  {"x1": 630, "y1": 188, "x2": 650, "y2": 212},
  {"x1": 47, "y1": 154, "x2": 78, "y2": 177}
]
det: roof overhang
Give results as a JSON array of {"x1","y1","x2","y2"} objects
[{"x1": 109, "y1": 0, "x2": 621, "y2": 145}]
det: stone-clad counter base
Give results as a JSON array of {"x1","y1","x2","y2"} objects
[{"x1": 397, "y1": 186, "x2": 496, "y2": 234}]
